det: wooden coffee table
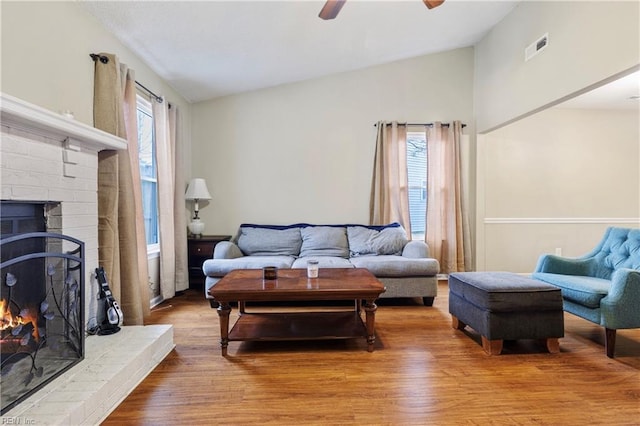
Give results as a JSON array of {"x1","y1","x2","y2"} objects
[{"x1": 208, "y1": 268, "x2": 386, "y2": 355}]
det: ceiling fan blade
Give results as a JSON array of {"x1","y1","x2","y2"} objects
[
  {"x1": 423, "y1": 0, "x2": 445, "y2": 9},
  {"x1": 319, "y1": 0, "x2": 346, "y2": 20}
]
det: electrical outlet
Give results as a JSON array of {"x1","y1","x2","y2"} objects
[{"x1": 555, "y1": 248, "x2": 562, "y2": 256}]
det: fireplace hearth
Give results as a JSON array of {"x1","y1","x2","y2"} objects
[{"x1": 0, "y1": 232, "x2": 84, "y2": 415}]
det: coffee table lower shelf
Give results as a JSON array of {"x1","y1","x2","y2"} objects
[{"x1": 228, "y1": 311, "x2": 367, "y2": 342}]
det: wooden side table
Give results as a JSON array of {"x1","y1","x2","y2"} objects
[{"x1": 187, "y1": 235, "x2": 232, "y2": 290}]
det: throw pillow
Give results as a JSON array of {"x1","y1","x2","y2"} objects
[
  {"x1": 237, "y1": 227, "x2": 302, "y2": 256},
  {"x1": 299, "y1": 226, "x2": 349, "y2": 258},
  {"x1": 347, "y1": 225, "x2": 408, "y2": 257}
]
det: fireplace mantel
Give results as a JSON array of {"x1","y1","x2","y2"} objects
[{"x1": 0, "y1": 92, "x2": 126, "y2": 151}]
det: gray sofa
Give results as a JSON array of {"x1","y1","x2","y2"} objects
[{"x1": 202, "y1": 223, "x2": 440, "y2": 306}]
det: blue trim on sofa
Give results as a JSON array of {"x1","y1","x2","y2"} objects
[{"x1": 238, "y1": 223, "x2": 402, "y2": 231}]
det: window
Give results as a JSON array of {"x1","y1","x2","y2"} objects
[
  {"x1": 136, "y1": 95, "x2": 159, "y2": 251},
  {"x1": 406, "y1": 131, "x2": 427, "y2": 241}
]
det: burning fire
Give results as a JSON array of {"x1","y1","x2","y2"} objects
[
  {"x1": 0, "y1": 299, "x2": 40, "y2": 341},
  {"x1": 0, "y1": 298, "x2": 23, "y2": 329}
]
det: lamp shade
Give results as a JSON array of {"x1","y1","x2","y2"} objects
[{"x1": 185, "y1": 178, "x2": 212, "y2": 200}]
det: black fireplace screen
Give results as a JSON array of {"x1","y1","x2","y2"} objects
[{"x1": 0, "y1": 232, "x2": 85, "y2": 415}]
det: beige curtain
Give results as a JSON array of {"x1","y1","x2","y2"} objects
[
  {"x1": 170, "y1": 105, "x2": 189, "y2": 293},
  {"x1": 369, "y1": 121, "x2": 411, "y2": 234},
  {"x1": 94, "y1": 53, "x2": 150, "y2": 325},
  {"x1": 154, "y1": 99, "x2": 188, "y2": 299},
  {"x1": 425, "y1": 121, "x2": 469, "y2": 273}
]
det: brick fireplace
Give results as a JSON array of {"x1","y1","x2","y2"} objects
[
  {"x1": 1, "y1": 93, "x2": 173, "y2": 423},
  {"x1": 1, "y1": 93, "x2": 127, "y2": 327}
]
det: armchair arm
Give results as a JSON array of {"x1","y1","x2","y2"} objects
[
  {"x1": 534, "y1": 254, "x2": 595, "y2": 276},
  {"x1": 600, "y1": 268, "x2": 640, "y2": 329},
  {"x1": 402, "y1": 240, "x2": 430, "y2": 258},
  {"x1": 213, "y1": 241, "x2": 244, "y2": 259}
]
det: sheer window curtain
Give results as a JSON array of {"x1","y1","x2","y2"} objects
[
  {"x1": 369, "y1": 119, "x2": 470, "y2": 274},
  {"x1": 153, "y1": 99, "x2": 188, "y2": 300},
  {"x1": 369, "y1": 121, "x2": 411, "y2": 233},
  {"x1": 425, "y1": 121, "x2": 469, "y2": 273},
  {"x1": 93, "y1": 53, "x2": 150, "y2": 325}
]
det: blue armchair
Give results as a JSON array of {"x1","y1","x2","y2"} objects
[{"x1": 533, "y1": 227, "x2": 640, "y2": 357}]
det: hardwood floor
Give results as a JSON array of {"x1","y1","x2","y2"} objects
[{"x1": 103, "y1": 282, "x2": 640, "y2": 425}]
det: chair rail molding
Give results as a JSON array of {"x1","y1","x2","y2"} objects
[{"x1": 484, "y1": 217, "x2": 640, "y2": 225}]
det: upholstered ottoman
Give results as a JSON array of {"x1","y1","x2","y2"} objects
[{"x1": 449, "y1": 272, "x2": 564, "y2": 355}]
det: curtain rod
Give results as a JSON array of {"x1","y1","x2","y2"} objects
[
  {"x1": 90, "y1": 53, "x2": 163, "y2": 103},
  {"x1": 374, "y1": 122, "x2": 466, "y2": 128},
  {"x1": 135, "y1": 81, "x2": 163, "y2": 104}
]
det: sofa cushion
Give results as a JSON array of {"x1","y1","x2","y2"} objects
[
  {"x1": 347, "y1": 226, "x2": 408, "y2": 257},
  {"x1": 533, "y1": 272, "x2": 610, "y2": 308},
  {"x1": 349, "y1": 255, "x2": 438, "y2": 277},
  {"x1": 299, "y1": 226, "x2": 349, "y2": 258},
  {"x1": 203, "y1": 256, "x2": 296, "y2": 277},
  {"x1": 291, "y1": 256, "x2": 354, "y2": 269},
  {"x1": 237, "y1": 227, "x2": 302, "y2": 256}
]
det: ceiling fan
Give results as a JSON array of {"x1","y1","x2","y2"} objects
[{"x1": 319, "y1": 0, "x2": 445, "y2": 20}]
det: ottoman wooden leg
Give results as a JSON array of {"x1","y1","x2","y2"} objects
[
  {"x1": 481, "y1": 336, "x2": 503, "y2": 355},
  {"x1": 451, "y1": 315, "x2": 466, "y2": 330},
  {"x1": 545, "y1": 338, "x2": 560, "y2": 354}
]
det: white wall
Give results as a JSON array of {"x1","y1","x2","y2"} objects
[
  {"x1": 191, "y1": 48, "x2": 475, "y2": 235},
  {"x1": 476, "y1": 107, "x2": 640, "y2": 272},
  {"x1": 1, "y1": 2, "x2": 191, "y2": 130},
  {"x1": 474, "y1": 1, "x2": 640, "y2": 133}
]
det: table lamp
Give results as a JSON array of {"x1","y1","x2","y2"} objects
[{"x1": 185, "y1": 178, "x2": 212, "y2": 238}]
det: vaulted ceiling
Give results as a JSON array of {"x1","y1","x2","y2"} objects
[{"x1": 81, "y1": 1, "x2": 519, "y2": 102}]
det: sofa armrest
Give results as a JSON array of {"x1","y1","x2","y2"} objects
[
  {"x1": 213, "y1": 241, "x2": 244, "y2": 259},
  {"x1": 600, "y1": 268, "x2": 640, "y2": 329},
  {"x1": 534, "y1": 254, "x2": 594, "y2": 276},
  {"x1": 402, "y1": 240, "x2": 430, "y2": 258}
]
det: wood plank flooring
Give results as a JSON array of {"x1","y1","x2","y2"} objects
[{"x1": 103, "y1": 282, "x2": 640, "y2": 425}]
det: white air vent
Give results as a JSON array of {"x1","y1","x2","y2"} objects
[{"x1": 525, "y1": 33, "x2": 549, "y2": 61}]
